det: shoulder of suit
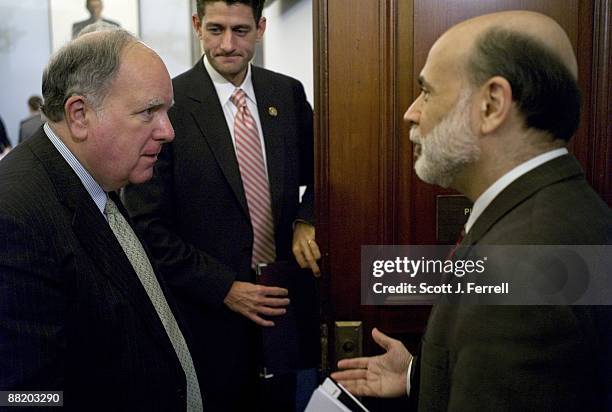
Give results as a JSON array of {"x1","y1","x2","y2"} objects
[
  {"x1": 102, "y1": 18, "x2": 120, "y2": 26},
  {"x1": 172, "y1": 61, "x2": 206, "y2": 94},
  {"x1": 485, "y1": 177, "x2": 611, "y2": 245},
  {"x1": 20, "y1": 114, "x2": 39, "y2": 125},
  {"x1": 251, "y1": 65, "x2": 303, "y2": 87},
  {"x1": 0, "y1": 144, "x2": 50, "y2": 213}
]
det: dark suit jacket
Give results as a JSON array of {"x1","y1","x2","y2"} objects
[
  {"x1": 0, "y1": 116, "x2": 10, "y2": 151},
  {"x1": 18, "y1": 114, "x2": 44, "y2": 144},
  {"x1": 415, "y1": 154, "x2": 612, "y2": 411},
  {"x1": 0, "y1": 129, "x2": 189, "y2": 411},
  {"x1": 123, "y1": 60, "x2": 316, "y2": 409},
  {"x1": 71, "y1": 17, "x2": 119, "y2": 38}
]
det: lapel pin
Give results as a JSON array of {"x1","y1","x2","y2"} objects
[{"x1": 268, "y1": 106, "x2": 278, "y2": 117}]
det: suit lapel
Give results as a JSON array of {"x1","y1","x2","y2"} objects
[
  {"x1": 252, "y1": 66, "x2": 285, "y2": 227},
  {"x1": 28, "y1": 132, "x2": 175, "y2": 349},
  {"x1": 184, "y1": 60, "x2": 249, "y2": 217},
  {"x1": 464, "y1": 154, "x2": 584, "y2": 245}
]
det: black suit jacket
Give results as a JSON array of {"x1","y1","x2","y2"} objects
[
  {"x1": 0, "y1": 116, "x2": 10, "y2": 151},
  {"x1": 123, "y1": 60, "x2": 316, "y2": 409},
  {"x1": 415, "y1": 155, "x2": 612, "y2": 411},
  {"x1": 0, "y1": 130, "x2": 189, "y2": 411}
]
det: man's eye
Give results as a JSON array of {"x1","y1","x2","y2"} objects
[
  {"x1": 208, "y1": 27, "x2": 222, "y2": 34},
  {"x1": 140, "y1": 108, "x2": 154, "y2": 119}
]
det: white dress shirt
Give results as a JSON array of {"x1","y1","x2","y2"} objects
[
  {"x1": 203, "y1": 56, "x2": 270, "y2": 179},
  {"x1": 44, "y1": 123, "x2": 107, "y2": 216}
]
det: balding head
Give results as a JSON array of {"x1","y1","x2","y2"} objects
[
  {"x1": 442, "y1": 11, "x2": 577, "y2": 78},
  {"x1": 437, "y1": 11, "x2": 580, "y2": 142},
  {"x1": 42, "y1": 29, "x2": 140, "y2": 122}
]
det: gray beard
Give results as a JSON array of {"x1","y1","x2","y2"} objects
[{"x1": 410, "y1": 91, "x2": 480, "y2": 188}]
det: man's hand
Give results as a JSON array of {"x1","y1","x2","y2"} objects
[
  {"x1": 223, "y1": 281, "x2": 290, "y2": 327},
  {"x1": 292, "y1": 221, "x2": 321, "y2": 276},
  {"x1": 331, "y1": 328, "x2": 412, "y2": 398}
]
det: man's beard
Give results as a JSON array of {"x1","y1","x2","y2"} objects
[{"x1": 409, "y1": 90, "x2": 481, "y2": 188}]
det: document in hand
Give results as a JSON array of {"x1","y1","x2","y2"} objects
[
  {"x1": 304, "y1": 378, "x2": 370, "y2": 412},
  {"x1": 256, "y1": 260, "x2": 319, "y2": 377}
]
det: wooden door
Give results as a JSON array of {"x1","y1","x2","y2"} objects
[{"x1": 314, "y1": 0, "x2": 610, "y2": 409}]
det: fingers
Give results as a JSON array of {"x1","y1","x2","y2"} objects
[
  {"x1": 333, "y1": 379, "x2": 372, "y2": 397},
  {"x1": 293, "y1": 238, "x2": 322, "y2": 276},
  {"x1": 258, "y1": 285, "x2": 288, "y2": 297},
  {"x1": 309, "y1": 239, "x2": 322, "y2": 260},
  {"x1": 331, "y1": 368, "x2": 368, "y2": 381},
  {"x1": 224, "y1": 282, "x2": 291, "y2": 325},
  {"x1": 302, "y1": 240, "x2": 321, "y2": 276},
  {"x1": 258, "y1": 305, "x2": 287, "y2": 317},
  {"x1": 337, "y1": 357, "x2": 369, "y2": 370},
  {"x1": 292, "y1": 223, "x2": 322, "y2": 277},
  {"x1": 371, "y1": 327, "x2": 396, "y2": 352},
  {"x1": 261, "y1": 296, "x2": 290, "y2": 307},
  {"x1": 249, "y1": 313, "x2": 275, "y2": 327},
  {"x1": 293, "y1": 242, "x2": 309, "y2": 268}
]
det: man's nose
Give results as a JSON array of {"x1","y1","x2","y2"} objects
[
  {"x1": 403, "y1": 94, "x2": 422, "y2": 127},
  {"x1": 156, "y1": 112, "x2": 175, "y2": 143},
  {"x1": 220, "y1": 31, "x2": 234, "y2": 51}
]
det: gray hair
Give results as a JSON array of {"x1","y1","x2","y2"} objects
[
  {"x1": 77, "y1": 20, "x2": 119, "y2": 37},
  {"x1": 467, "y1": 28, "x2": 580, "y2": 142},
  {"x1": 41, "y1": 29, "x2": 138, "y2": 122}
]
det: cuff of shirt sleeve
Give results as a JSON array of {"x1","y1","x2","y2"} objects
[
  {"x1": 292, "y1": 219, "x2": 314, "y2": 230},
  {"x1": 406, "y1": 357, "x2": 413, "y2": 396}
]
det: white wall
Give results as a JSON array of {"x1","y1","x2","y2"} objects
[
  {"x1": 140, "y1": 0, "x2": 192, "y2": 78},
  {"x1": 0, "y1": 0, "x2": 314, "y2": 146},
  {"x1": 0, "y1": 0, "x2": 51, "y2": 146},
  {"x1": 0, "y1": 0, "x2": 192, "y2": 147},
  {"x1": 263, "y1": 0, "x2": 314, "y2": 106}
]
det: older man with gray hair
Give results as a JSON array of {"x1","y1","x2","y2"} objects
[
  {"x1": 333, "y1": 10, "x2": 611, "y2": 412},
  {"x1": 0, "y1": 29, "x2": 202, "y2": 411}
]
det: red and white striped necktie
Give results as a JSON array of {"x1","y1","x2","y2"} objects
[{"x1": 230, "y1": 88, "x2": 276, "y2": 266}]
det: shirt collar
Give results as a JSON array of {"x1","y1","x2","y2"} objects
[
  {"x1": 203, "y1": 55, "x2": 257, "y2": 107},
  {"x1": 465, "y1": 147, "x2": 569, "y2": 234},
  {"x1": 44, "y1": 123, "x2": 107, "y2": 215}
]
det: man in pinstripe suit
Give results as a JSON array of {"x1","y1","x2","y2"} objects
[{"x1": 0, "y1": 29, "x2": 201, "y2": 410}]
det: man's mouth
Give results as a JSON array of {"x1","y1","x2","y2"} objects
[
  {"x1": 413, "y1": 143, "x2": 421, "y2": 159},
  {"x1": 142, "y1": 149, "x2": 160, "y2": 159},
  {"x1": 409, "y1": 127, "x2": 422, "y2": 159},
  {"x1": 216, "y1": 54, "x2": 240, "y2": 61}
]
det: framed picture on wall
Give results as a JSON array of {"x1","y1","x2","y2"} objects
[{"x1": 49, "y1": 0, "x2": 140, "y2": 52}]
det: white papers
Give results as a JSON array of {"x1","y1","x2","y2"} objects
[{"x1": 304, "y1": 378, "x2": 369, "y2": 412}]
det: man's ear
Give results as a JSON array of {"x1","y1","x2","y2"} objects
[
  {"x1": 64, "y1": 95, "x2": 90, "y2": 142},
  {"x1": 256, "y1": 17, "x2": 267, "y2": 42},
  {"x1": 477, "y1": 76, "x2": 513, "y2": 134},
  {"x1": 192, "y1": 13, "x2": 203, "y2": 40}
]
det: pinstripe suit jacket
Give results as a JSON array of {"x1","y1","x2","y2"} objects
[
  {"x1": 0, "y1": 129, "x2": 188, "y2": 411},
  {"x1": 415, "y1": 155, "x2": 612, "y2": 411}
]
